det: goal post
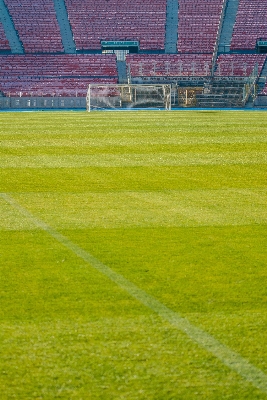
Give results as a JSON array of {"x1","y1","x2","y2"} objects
[{"x1": 86, "y1": 84, "x2": 171, "y2": 111}]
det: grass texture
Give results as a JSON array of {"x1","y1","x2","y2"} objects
[{"x1": 0, "y1": 110, "x2": 267, "y2": 399}]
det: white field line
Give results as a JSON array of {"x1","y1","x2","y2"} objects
[{"x1": 2, "y1": 191, "x2": 267, "y2": 394}]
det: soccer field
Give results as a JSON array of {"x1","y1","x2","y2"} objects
[{"x1": 0, "y1": 110, "x2": 267, "y2": 399}]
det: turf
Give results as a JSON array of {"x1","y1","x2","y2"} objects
[{"x1": 0, "y1": 110, "x2": 267, "y2": 399}]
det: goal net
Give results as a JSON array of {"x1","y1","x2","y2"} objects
[{"x1": 86, "y1": 84, "x2": 171, "y2": 111}]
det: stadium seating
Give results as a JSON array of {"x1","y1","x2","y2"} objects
[
  {"x1": 64, "y1": 0, "x2": 166, "y2": 51},
  {"x1": 1, "y1": 0, "x2": 267, "y2": 105},
  {"x1": 231, "y1": 0, "x2": 267, "y2": 50},
  {"x1": 126, "y1": 54, "x2": 213, "y2": 77},
  {"x1": 215, "y1": 54, "x2": 267, "y2": 76},
  {"x1": 177, "y1": 0, "x2": 224, "y2": 53},
  {"x1": 0, "y1": 54, "x2": 118, "y2": 96},
  {"x1": 4, "y1": 0, "x2": 64, "y2": 53},
  {"x1": 0, "y1": 22, "x2": 10, "y2": 51}
]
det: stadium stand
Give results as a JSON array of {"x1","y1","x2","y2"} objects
[
  {"x1": 126, "y1": 54, "x2": 213, "y2": 77},
  {"x1": 230, "y1": 0, "x2": 267, "y2": 50},
  {"x1": 0, "y1": 21, "x2": 10, "y2": 51},
  {"x1": 214, "y1": 54, "x2": 267, "y2": 76},
  {"x1": 0, "y1": 54, "x2": 118, "y2": 96},
  {"x1": 4, "y1": 0, "x2": 64, "y2": 53},
  {"x1": 177, "y1": 0, "x2": 225, "y2": 53},
  {"x1": 64, "y1": 0, "x2": 166, "y2": 51}
]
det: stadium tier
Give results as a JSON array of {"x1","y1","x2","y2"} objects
[
  {"x1": 215, "y1": 54, "x2": 267, "y2": 76},
  {"x1": 126, "y1": 54, "x2": 213, "y2": 77},
  {"x1": 65, "y1": 0, "x2": 166, "y2": 51},
  {"x1": 0, "y1": 0, "x2": 267, "y2": 106},
  {"x1": 0, "y1": 54, "x2": 118, "y2": 96},
  {"x1": 230, "y1": 0, "x2": 267, "y2": 50},
  {"x1": 0, "y1": 22, "x2": 10, "y2": 51},
  {"x1": 177, "y1": 0, "x2": 224, "y2": 53},
  {"x1": 4, "y1": 0, "x2": 64, "y2": 53}
]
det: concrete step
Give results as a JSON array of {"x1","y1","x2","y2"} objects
[
  {"x1": 117, "y1": 60, "x2": 128, "y2": 84},
  {"x1": 218, "y1": 0, "x2": 239, "y2": 53},
  {"x1": 165, "y1": 0, "x2": 178, "y2": 54},
  {"x1": 53, "y1": 0, "x2": 76, "y2": 54}
]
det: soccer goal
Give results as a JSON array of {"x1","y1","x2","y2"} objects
[{"x1": 86, "y1": 84, "x2": 171, "y2": 111}]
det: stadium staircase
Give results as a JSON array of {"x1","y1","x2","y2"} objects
[
  {"x1": 53, "y1": 0, "x2": 76, "y2": 54},
  {"x1": 117, "y1": 60, "x2": 128, "y2": 84},
  {"x1": 196, "y1": 80, "x2": 244, "y2": 108},
  {"x1": 0, "y1": 0, "x2": 23, "y2": 54},
  {"x1": 165, "y1": 0, "x2": 178, "y2": 54},
  {"x1": 218, "y1": 0, "x2": 239, "y2": 53}
]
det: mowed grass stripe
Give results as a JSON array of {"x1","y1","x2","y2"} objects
[
  {"x1": 1, "y1": 134, "x2": 267, "y2": 147},
  {"x1": 1, "y1": 189, "x2": 266, "y2": 230},
  {"x1": 0, "y1": 165, "x2": 265, "y2": 193},
  {"x1": 2, "y1": 192, "x2": 267, "y2": 395},
  {"x1": 0, "y1": 150, "x2": 266, "y2": 168}
]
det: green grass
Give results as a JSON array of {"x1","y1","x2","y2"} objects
[{"x1": 0, "y1": 110, "x2": 267, "y2": 399}]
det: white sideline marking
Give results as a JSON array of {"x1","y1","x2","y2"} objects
[{"x1": 2, "y1": 191, "x2": 267, "y2": 394}]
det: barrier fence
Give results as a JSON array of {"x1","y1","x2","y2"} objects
[{"x1": 0, "y1": 96, "x2": 86, "y2": 110}]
